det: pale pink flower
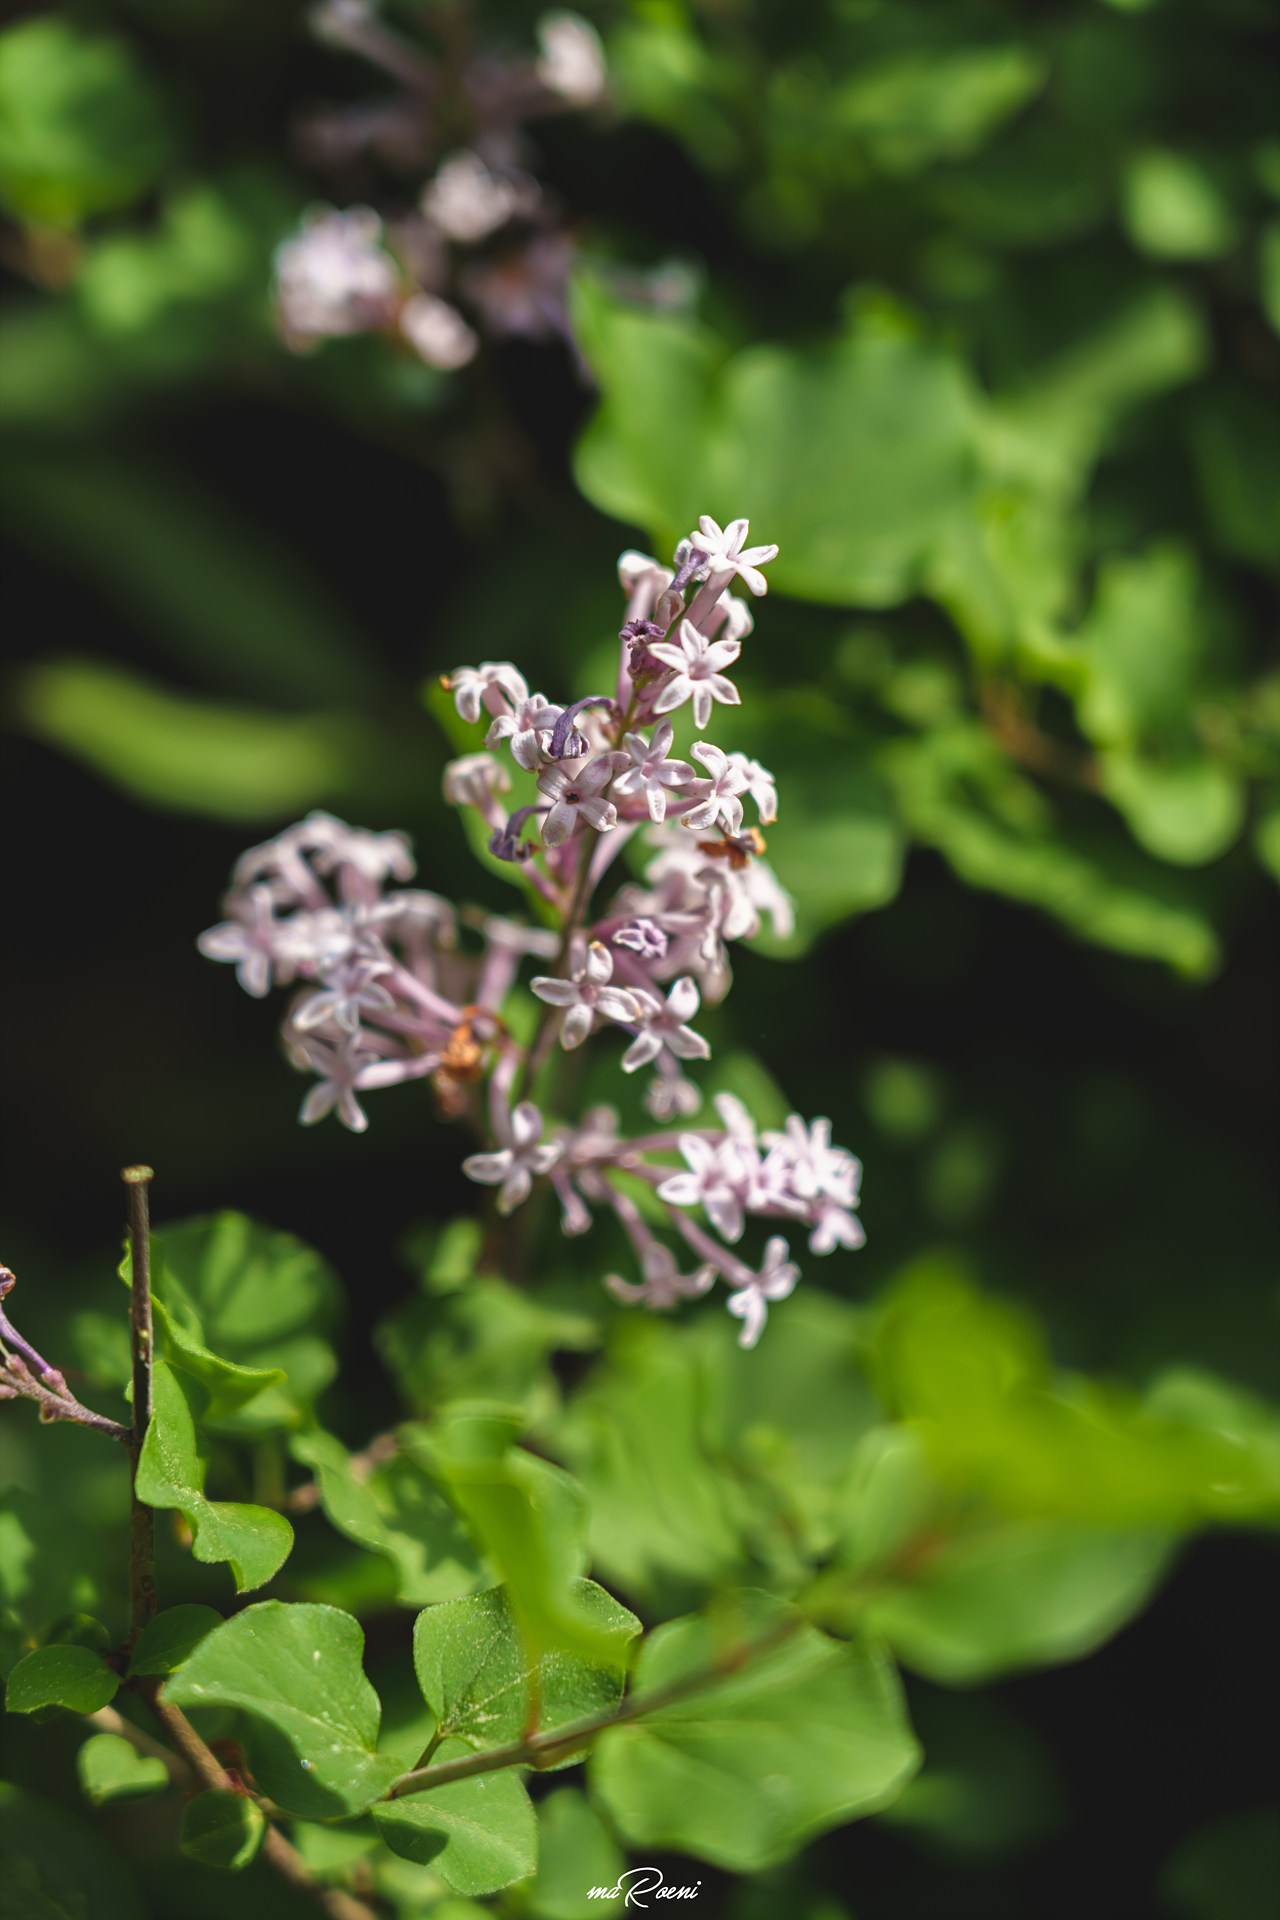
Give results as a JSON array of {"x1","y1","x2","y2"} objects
[
  {"x1": 808, "y1": 1199, "x2": 866, "y2": 1256},
  {"x1": 274, "y1": 207, "x2": 398, "y2": 340},
  {"x1": 687, "y1": 515, "x2": 779, "y2": 597},
  {"x1": 611, "y1": 720, "x2": 695, "y2": 822},
  {"x1": 683, "y1": 742, "x2": 750, "y2": 834},
  {"x1": 622, "y1": 976, "x2": 710, "y2": 1072},
  {"x1": 727, "y1": 752, "x2": 778, "y2": 824},
  {"x1": 296, "y1": 1033, "x2": 380, "y2": 1133},
  {"x1": 537, "y1": 756, "x2": 619, "y2": 846},
  {"x1": 536, "y1": 11, "x2": 606, "y2": 104},
  {"x1": 291, "y1": 957, "x2": 395, "y2": 1035},
  {"x1": 726, "y1": 1238, "x2": 799, "y2": 1348},
  {"x1": 400, "y1": 293, "x2": 478, "y2": 370},
  {"x1": 605, "y1": 1243, "x2": 716, "y2": 1310},
  {"x1": 446, "y1": 663, "x2": 529, "y2": 724},
  {"x1": 197, "y1": 885, "x2": 283, "y2": 999},
  {"x1": 485, "y1": 692, "x2": 565, "y2": 770},
  {"x1": 443, "y1": 753, "x2": 512, "y2": 809},
  {"x1": 657, "y1": 1133, "x2": 746, "y2": 1241},
  {"x1": 422, "y1": 151, "x2": 520, "y2": 243},
  {"x1": 462, "y1": 1101, "x2": 561, "y2": 1213},
  {"x1": 649, "y1": 620, "x2": 742, "y2": 730},
  {"x1": 530, "y1": 942, "x2": 639, "y2": 1050}
]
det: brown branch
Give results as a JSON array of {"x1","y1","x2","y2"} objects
[
  {"x1": 387, "y1": 1613, "x2": 800, "y2": 1801},
  {"x1": 0, "y1": 1267, "x2": 132, "y2": 1442},
  {"x1": 134, "y1": 1679, "x2": 378, "y2": 1920},
  {"x1": 979, "y1": 679, "x2": 1096, "y2": 787}
]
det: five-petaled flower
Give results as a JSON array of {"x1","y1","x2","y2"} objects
[
  {"x1": 462, "y1": 1101, "x2": 561, "y2": 1212},
  {"x1": 683, "y1": 742, "x2": 750, "y2": 834},
  {"x1": 649, "y1": 621, "x2": 742, "y2": 730},
  {"x1": 657, "y1": 1132, "x2": 747, "y2": 1241},
  {"x1": 687, "y1": 516, "x2": 779, "y2": 597}
]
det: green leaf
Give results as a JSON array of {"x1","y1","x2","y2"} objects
[
  {"x1": 127, "y1": 1604, "x2": 223, "y2": 1677},
  {"x1": 1, "y1": 450, "x2": 374, "y2": 705},
  {"x1": 4, "y1": 1643, "x2": 119, "y2": 1715},
  {"x1": 1123, "y1": 149, "x2": 1239, "y2": 261},
  {"x1": 835, "y1": 45, "x2": 1047, "y2": 176},
  {"x1": 572, "y1": 276, "x2": 976, "y2": 606},
  {"x1": 412, "y1": 1581, "x2": 639, "y2": 1764},
  {"x1": 376, "y1": 1274, "x2": 599, "y2": 1425},
  {"x1": 403, "y1": 1412, "x2": 622, "y2": 1669},
  {"x1": 861, "y1": 1522, "x2": 1175, "y2": 1684},
  {"x1": 165, "y1": 1601, "x2": 402, "y2": 1819},
  {"x1": 1074, "y1": 544, "x2": 1213, "y2": 750},
  {"x1": 1097, "y1": 751, "x2": 1245, "y2": 866},
  {"x1": 289, "y1": 1429, "x2": 486, "y2": 1607},
  {"x1": 19, "y1": 658, "x2": 372, "y2": 824},
  {"x1": 129, "y1": 1212, "x2": 343, "y2": 1433},
  {"x1": 77, "y1": 1733, "x2": 169, "y2": 1807},
  {"x1": 527, "y1": 1789, "x2": 626, "y2": 1920},
  {"x1": 0, "y1": 1486, "x2": 104, "y2": 1638},
  {"x1": 1161, "y1": 1806, "x2": 1280, "y2": 1920},
  {"x1": 179, "y1": 1789, "x2": 266, "y2": 1872},
  {"x1": 875, "y1": 1690, "x2": 1062, "y2": 1860},
  {"x1": 553, "y1": 1320, "x2": 746, "y2": 1611},
  {"x1": 0, "y1": 18, "x2": 172, "y2": 228},
  {"x1": 373, "y1": 1741, "x2": 537, "y2": 1897},
  {"x1": 590, "y1": 1593, "x2": 919, "y2": 1870},
  {"x1": 136, "y1": 1359, "x2": 293, "y2": 1592},
  {"x1": 0, "y1": 1781, "x2": 144, "y2": 1919},
  {"x1": 45, "y1": 1613, "x2": 110, "y2": 1651}
]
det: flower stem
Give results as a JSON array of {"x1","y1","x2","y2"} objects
[{"x1": 123, "y1": 1166, "x2": 156, "y2": 1642}]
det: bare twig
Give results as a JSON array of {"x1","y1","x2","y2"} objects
[
  {"x1": 122, "y1": 1167, "x2": 157, "y2": 1641},
  {"x1": 0, "y1": 1266, "x2": 131, "y2": 1443}
]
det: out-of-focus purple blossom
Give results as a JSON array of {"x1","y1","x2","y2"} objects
[
  {"x1": 613, "y1": 917, "x2": 669, "y2": 960},
  {"x1": 400, "y1": 292, "x2": 479, "y2": 368},
  {"x1": 461, "y1": 231, "x2": 575, "y2": 344},
  {"x1": 605, "y1": 1243, "x2": 716, "y2": 1311},
  {"x1": 446, "y1": 663, "x2": 529, "y2": 723},
  {"x1": 422, "y1": 150, "x2": 523, "y2": 242},
  {"x1": 649, "y1": 620, "x2": 742, "y2": 731},
  {"x1": 275, "y1": 207, "x2": 399, "y2": 341},
  {"x1": 292, "y1": 956, "x2": 395, "y2": 1035},
  {"x1": 197, "y1": 885, "x2": 286, "y2": 998},
  {"x1": 644, "y1": 1066, "x2": 703, "y2": 1120},
  {"x1": 536, "y1": 11, "x2": 606, "y2": 105},
  {"x1": 726, "y1": 1238, "x2": 799, "y2": 1349},
  {"x1": 657, "y1": 1133, "x2": 748, "y2": 1242},
  {"x1": 462, "y1": 1100, "x2": 561, "y2": 1212},
  {"x1": 538, "y1": 756, "x2": 619, "y2": 846},
  {"x1": 443, "y1": 752, "x2": 512, "y2": 813},
  {"x1": 727, "y1": 752, "x2": 778, "y2": 824},
  {"x1": 296, "y1": 1033, "x2": 381, "y2": 1133},
  {"x1": 530, "y1": 941, "x2": 639, "y2": 1050},
  {"x1": 622, "y1": 975, "x2": 709, "y2": 1072}
]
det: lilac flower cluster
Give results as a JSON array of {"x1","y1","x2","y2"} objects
[
  {"x1": 200, "y1": 514, "x2": 864, "y2": 1346},
  {"x1": 275, "y1": 6, "x2": 605, "y2": 368}
]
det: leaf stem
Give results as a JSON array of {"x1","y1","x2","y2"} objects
[
  {"x1": 0, "y1": 1265, "x2": 132, "y2": 1443},
  {"x1": 386, "y1": 1613, "x2": 799, "y2": 1800},
  {"x1": 123, "y1": 1166, "x2": 157, "y2": 1641}
]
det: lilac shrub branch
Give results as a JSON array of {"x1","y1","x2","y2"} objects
[
  {"x1": 198, "y1": 514, "x2": 865, "y2": 1347},
  {"x1": 0, "y1": 1266, "x2": 131, "y2": 1443}
]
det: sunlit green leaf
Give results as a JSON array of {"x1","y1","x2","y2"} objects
[
  {"x1": 136, "y1": 1359, "x2": 293, "y2": 1592},
  {"x1": 412, "y1": 1581, "x2": 639, "y2": 1765},
  {"x1": 590, "y1": 1592, "x2": 919, "y2": 1870},
  {"x1": 0, "y1": 18, "x2": 172, "y2": 228},
  {"x1": 165, "y1": 1601, "x2": 402, "y2": 1819},
  {"x1": 4, "y1": 1643, "x2": 119, "y2": 1715},
  {"x1": 77, "y1": 1732, "x2": 169, "y2": 1807},
  {"x1": 373, "y1": 1741, "x2": 537, "y2": 1897},
  {"x1": 526, "y1": 1788, "x2": 626, "y2": 1920},
  {"x1": 127, "y1": 1604, "x2": 223, "y2": 1677}
]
